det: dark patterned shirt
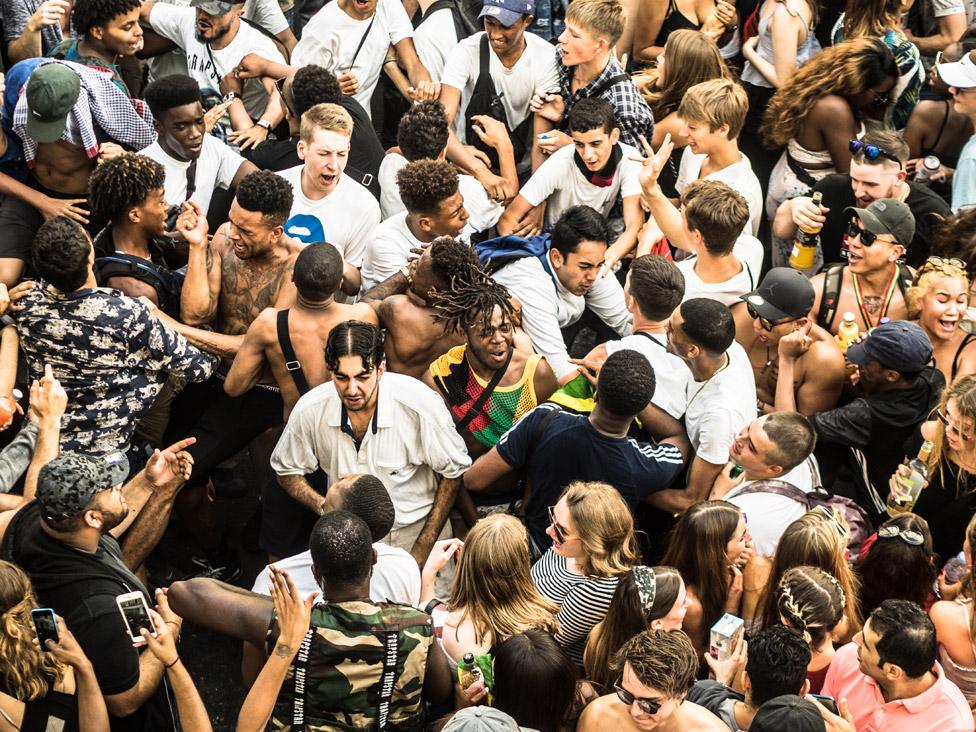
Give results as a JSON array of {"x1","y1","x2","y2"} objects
[
  {"x1": 15, "y1": 285, "x2": 218, "y2": 456},
  {"x1": 557, "y1": 50, "x2": 654, "y2": 149}
]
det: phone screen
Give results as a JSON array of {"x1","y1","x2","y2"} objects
[
  {"x1": 31, "y1": 609, "x2": 59, "y2": 647},
  {"x1": 119, "y1": 596, "x2": 155, "y2": 639},
  {"x1": 811, "y1": 694, "x2": 838, "y2": 715}
]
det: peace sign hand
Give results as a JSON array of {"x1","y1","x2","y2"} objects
[{"x1": 631, "y1": 133, "x2": 674, "y2": 197}]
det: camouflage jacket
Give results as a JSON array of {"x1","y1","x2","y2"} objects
[
  {"x1": 268, "y1": 600, "x2": 433, "y2": 731},
  {"x1": 15, "y1": 285, "x2": 217, "y2": 456}
]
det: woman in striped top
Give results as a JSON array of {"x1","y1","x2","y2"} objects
[{"x1": 531, "y1": 481, "x2": 641, "y2": 669}]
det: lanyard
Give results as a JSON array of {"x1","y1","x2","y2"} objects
[{"x1": 851, "y1": 267, "x2": 899, "y2": 331}]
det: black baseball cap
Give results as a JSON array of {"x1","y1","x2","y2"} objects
[
  {"x1": 844, "y1": 198, "x2": 915, "y2": 247},
  {"x1": 741, "y1": 267, "x2": 815, "y2": 322},
  {"x1": 847, "y1": 320, "x2": 933, "y2": 373},
  {"x1": 751, "y1": 695, "x2": 826, "y2": 732}
]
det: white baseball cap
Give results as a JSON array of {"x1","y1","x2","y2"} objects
[{"x1": 938, "y1": 50, "x2": 976, "y2": 89}]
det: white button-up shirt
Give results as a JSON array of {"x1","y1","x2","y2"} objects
[{"x1": 270, "y1": 373, "x2": 471, "y2": 526}]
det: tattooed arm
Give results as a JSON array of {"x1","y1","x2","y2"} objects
[{"x1": 180, "y1": 207, "x2": 223, "y2": 326}]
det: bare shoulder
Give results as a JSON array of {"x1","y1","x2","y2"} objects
[
  {"x1": 347, "y1": 301, "x2": 380, "y2": 326},
  {"x1": 681, "y1": 700, "x2": 729, "y2": 731},
  {"x1": 212, "y1": 223, "x2": 233, "y2": 257},
  {"x1": 577, "y1": 694, "x2": 626, "y2": 732},
  {"x1": 247, "y1": 307, "x2": 277, "y2": 340}
]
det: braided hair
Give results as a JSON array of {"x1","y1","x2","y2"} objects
[
  {"x1": 431, "y1": 277, "x2": 514, "y2": 337},
  {"x1": 775, "y1": 566, "x2": 846, "y2": 649}
]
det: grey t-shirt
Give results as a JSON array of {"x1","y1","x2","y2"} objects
[{"x1": 1, "y1": 0, "x2": 64, "y2": 53}]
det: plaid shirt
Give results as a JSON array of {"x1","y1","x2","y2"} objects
[
  {"x1": 557, "y1": 50, "x2": 654, "y2": 149},
  {"x1": 13, "y1": 59, "x2": 155, "y2": 167}
]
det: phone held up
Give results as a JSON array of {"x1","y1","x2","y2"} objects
[
  {"x1": 116, "y1": 591, "x2": 157, "y2": 646},
  {"x1": 31, "y1": 608, "x2": 59, "y2": 649}
]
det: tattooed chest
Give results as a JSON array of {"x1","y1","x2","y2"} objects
[{"x1": 218, "y1": 259, "x2": 283, "y2": 334}]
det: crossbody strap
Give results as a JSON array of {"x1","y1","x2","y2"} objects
[
  {"x1": 349, "y1": 15, "x2": 377, "y2": 71},
  {"x1": 185, "y1": 157, "x2": 198, "y2": 201},
  {"x1": 633, "y1": 331, "x2": 666, "y2": 348},
  {"x1": 290, "y1": 627, "x2": 316, "y2": 731},
  {"x1": 587, "y1": 73, "x2": 629, "y2": 99},
  {"x1": 455, "y1": 347, "x2": 513, "y2": 432},
  {"x1": 276, "y1": 309, "x2": 311, "y2": 396},
  {"x1": 376, "y1": 630, "x2": 400, "y2": 730}
]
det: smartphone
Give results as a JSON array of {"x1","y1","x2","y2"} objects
[
  {"x1": 31, "y1": 608, "x2": 59, "y2": 648},
  {"x1": 116, "y1": 592, "x2": 156, "y2": 645},
  {"x1": 810, "y1": 694, "x2": 838, "y2": 715}
]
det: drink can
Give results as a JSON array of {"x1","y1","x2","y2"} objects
[{"x1": 915, "y1": 156, "x2": 940, "y2": 183}]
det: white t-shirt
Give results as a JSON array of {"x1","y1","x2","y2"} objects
[
  {"x1": 604, "y1": 332, "x2": 691, "y2": 419},
  {"x1": 440, "y1": 30, "x2": 560, "y2": 143},
  {"x1": 276, "y1": 164, "x2": 380, "y2": 267},
  {"x1": 725, "y1": 457, "x2": 819, "y2": 558},
  {"x1": 676, "y1": 147, "x2": 764, "y2": 237},
  {"x1": 291, "y1": 0, "x2": 414, "y2": 117},
  {"x1": 360, "y1": 211, "x2": 424, "y2": 292},
  {"x1": 378, "y1": 152, "x2": 503, "y2": 235},
  {"x1": 244, "y1": 0, "x2": 290, "y2": 35},
  {"x1": 519, "y1": 143, "x2": 642, "y2": 228},
  {"x1": 684, "y1": 341, "x2": 756, "y2": 465},
  {"x1": 413, "y1": 6, "x2": 457, "y2": 83},
  {"x1": 677, "y1": 235, "x2": 764, "y2": 307},
  {"x1": 251, "y1": 543, "x2": 422, "y2": 606},
  {"x1": 147, "y1": 4, "x2": 286, "y2": 119},
  {"x1": 141, "y1": 134, "x2": 245, "y2": 216}
]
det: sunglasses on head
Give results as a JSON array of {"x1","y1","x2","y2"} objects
[
  {"x1": 812, "y1": 505, "x2": 849, "y2": 540},
  {"x1": 877, "y1": 524, "x2": 924, "y2": 546},
  {"x1": 846, "y1": 219, "x2": 893, "y2": 247},
  {"x1": 849, "y1": 139, "x2": 902, "y2": 167},
  {"x1": 919, "y1": 255, "x2": 968, "y2": 276},
  {"x1": 937, "y1": 408, "x2": 975, "y2": 441},
  {"x1": 615, "y1": 683, "x2": 663, "y2": 715}
]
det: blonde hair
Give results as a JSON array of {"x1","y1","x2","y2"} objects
[
  {"x1": 566, "y1": 0, "x2": 625, "y2": 46},
  {"x1": 447, "y1": 514, "x2": 559, "y2": 646},
  {"x1": 677, "y1": 78, "x2": 748, "y2": 140},
  {"x1": 926, "y1": 375, "x2": 976, "y2": 492},
  {"x1": 300, "y1": 102, "x2": 353, "y2": 144},
  {"x1": 562, "y1": 481, "x2": 640, "y2": 577},
  {"x1": 906, "y1": 261, "x2": 969, "y2": 319},
  {"x1": 0, "y1": 561, "x2": 66, "y2": 701}
]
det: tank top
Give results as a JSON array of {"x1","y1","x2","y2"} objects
[
  {"x1": 740, "y1": 1, "x2": 820, "y2": 88},
  {"x1": 654, "y1": 0, "x2": 701, "y2": 48},
  {"x1": 937, "y1": 598, "x2": 976, "y2": 704},
  {"x1": 0, "y1": 689, "x2": 79, "y2": 732}
]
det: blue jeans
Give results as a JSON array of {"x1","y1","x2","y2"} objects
[{"x1": 529, "y1": 0, "x2": 565, "y2": 41}]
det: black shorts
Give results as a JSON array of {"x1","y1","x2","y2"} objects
[
  {"x1": 260, "y1": 468, "x2": 328, "y2": 558},
  {"x1": 0, "y1": 177, "x2": 95, "y2": 267}
]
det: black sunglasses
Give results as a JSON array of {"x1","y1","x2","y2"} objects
[
  {"x1": 274, "y1": 76, "x2": 291, "y2": 112},
  {"x1": 937, "y1": 408, "x2": 974, "y2": 441},
  {"x1": 849, "y1": 139, "x2": 902, "y2": 167},
  {"x1": 846, "y1": 219, "x2": 891, "y2": 247},
  {"x1": 746, "y1": 303, "x2": 796, "y2": 332},
  {"x1": 615, "y1": 683, "x2": 662, "y2": 715}
]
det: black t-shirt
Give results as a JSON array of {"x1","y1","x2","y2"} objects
[
  {"x1": 495, "y1": 405, "x2": 685, "y2": 551},
  {"x1": 812, "y1": 174, "x2": 950, "y2": 268},
  {"x1": 244, "y1": 94, "x2": 384, "y2": 201}
]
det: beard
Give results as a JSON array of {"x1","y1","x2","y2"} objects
[
  {"x1": 100, "y1": 506, "x2": 130, "y2": 534},
  {"x1": 194, "y1": 21, "x2": 231, "y2": 44}
]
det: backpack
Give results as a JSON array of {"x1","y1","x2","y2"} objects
[
  {"x1": 94, "y1": 253, "x2": 184, "y2": 320},
  {"x1": 816, "y1": 262, "x2": 914, "y2": 331},
  {"x1": 474, "y1": 233, "x2": 550, "y2": 274},
  {"x1": 731, "y1": 467, "x2": 873, "y2": 556},
  {"x1": 414, "y1": 0, "x2": 478, "y2": 40}
]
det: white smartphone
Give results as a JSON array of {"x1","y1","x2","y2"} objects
[{"x1": 116, "y1": 591, "x2": 156, "y2": 645}]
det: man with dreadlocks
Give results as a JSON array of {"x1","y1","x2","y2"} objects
[
  {"x1": 424, "y1": 277, "x2": 558, "y2": 461},
  {"x1": 369, "y1": 236, "x2": 487, "y2": 380}
]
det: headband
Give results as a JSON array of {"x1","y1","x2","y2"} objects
[{"x1": 633, "y1": 566, "x2": 656, "y2": 614}]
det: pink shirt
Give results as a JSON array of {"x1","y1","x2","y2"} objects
[{"x1": 822, "y1": 642, "x2": 974, "y2": 732}]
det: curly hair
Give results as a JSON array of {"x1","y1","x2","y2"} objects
[
  {"x1": 143, "y1": 74, "x2": 202, "y2": 120},
  {"x1": 235, "y1": 170, "x2": 294, "y2": 227},
  {"x1": 32, "y1": 217, "x2": 91, "y2": 293},
  {"x1": 342, "y1": 474, "x2": 396, "y2": 543},
  {"x1": 762, "y1": 38, "x2": 897, "y2": 147},
  {"x1": 929, "y1": 209, "x2": 976, "y2": 270},
  {"x1": 0, "y1": 561, "x2": 66, "y2": 701},
  {"x1": 398, "y1": 101, "x2": 449, "y2": 161},
  {"x1": 89, "y1": 153, "x2": 165, "y2": 221},
  {"x1": 397, "y1": 159, "x2": 459, "y2": 215},
  {"x1": 72, "y1": 0, "x2": 141, "y2": 35},
  {"x1": 613, "y1": 629, "x2": 698, "y2": 697},
  {"x1": 597, "y1": 349, "x2": 654, "y2": 418},
  {"x1": 431, "y1": 278, "x2": 514, "y2": 337},
  {"x1": 291, "y1": 65, "x2": 341, "y2": 118},
  {"x1": 428, "y1": 236, "x2": 485, "y2": 292}
]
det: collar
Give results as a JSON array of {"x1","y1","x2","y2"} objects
[
  {"x1": 897, "y1": 665, "x2": 946, "y2": 713},
  {"x1": 339, "y1": 402, "x2": 380, "y2": 445},
  {"x1": 573, "y1": 143, "x2": 622, "y2": 186},
  {"x1": 542, "y1": 250, "x2": 568, "y2": 296},
  {"x1": 325, "y1": 379, "x2": 395, "y2": 431}
]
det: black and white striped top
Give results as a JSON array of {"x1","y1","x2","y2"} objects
[{"x1": 531, "y1": 548, "x2": 620, "y2": 668}]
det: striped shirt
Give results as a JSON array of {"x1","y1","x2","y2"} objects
[{"x1": 532, "y1": 549, "x2": 620, "y2": 667}]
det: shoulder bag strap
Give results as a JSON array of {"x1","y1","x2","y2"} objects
[
  {"x1": 587, "y1": 73, "x2": 629, "y2": 99},
  {"x1": 455, "y1": 346, "x2": 513, "y2": 432},
  {"x1": 185, "y1": 157, "x2": 198, "y2": 201},
  {"x1": 730, "y1": 479, "x2": 812, "y2": 505},
  {"x1": 276, "y1": 309, "x2": 311, "y2": 396},
  {"x1": 633, "y1": 331, "x2": 666, "y2": 348},
  {"x1": 349, "y1": 15, "x2": 377, "y2": 71}
]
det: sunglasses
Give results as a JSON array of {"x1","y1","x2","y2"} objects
[
  {"x1": 812, "y1": 505, "x2": 849, "y2": 540},
  {"x1": 937, "y1": 408, "x2": 974, "y2": 441},
  {"x1": 548, "y1": 505, "x2": 570, "y2": 544},
  {"x1": 919, "y1": 255, "x2": 967, "y2": 276},
  {"x1": 849, "y1": 139, "x2": 902, "y2": 167},
  {"x1": 746, "y1": 303, "x2": 795, "y2": 332},
  {"x1": 615, "y1": 683, "x2": 663, "y2": 715},
  {"x1": 877, "y1": 524, "x2": 924, "y2": 546},
  {"x1": 274, "y1": 76, "x2": 292, "y2": 112},
  {"x1": 846, "y1": 219, "x2": 894, "y2": 247}
]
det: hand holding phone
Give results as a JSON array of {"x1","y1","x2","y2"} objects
[
  {"x1": 116, "y1": 591, "x2": 157, "y2": 646},
  {"x1": 810, "y1": 694, "x2": 839, "y2": 715},
  {"x1": 31, "y1": 608, "x2": 59, "y2": 648}
]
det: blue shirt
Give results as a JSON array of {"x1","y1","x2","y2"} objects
[
  {"x1": 495, "y1": 404, "x2": 685, "y2": 550},
  {"x1": 953, "y1": 134, "x2": 976, "y2": 213},
  {"x1": 0, "y1": 58, "x2": 44, "y2": 180}
]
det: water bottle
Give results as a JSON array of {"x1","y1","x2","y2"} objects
[{"x1": 915, "y1": 156, "x2": 941, "y2": 184}]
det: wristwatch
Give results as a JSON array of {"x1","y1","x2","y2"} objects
[
  {"x1": 399, "y1": 264, "x2": 413, "y2": 284},
  {"x1": 255, "y1": 119, "x2": 272, "y2": 132}
]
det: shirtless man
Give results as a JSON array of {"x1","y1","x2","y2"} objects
[
  {"x1": 809, "y1": 199, "x2": 916, "y2": 336},
  {"x1": 0, "y1": 59, "x2": 157, "y2": 285},
  {"x1": 224, "y1": 242, "x2": 377, "y2": 420},
  {"x1": 365, "y1": 237, "x2": 485, "y2": 380},
  {"x1": 741, "y1": 268, "x2": 845, "y2": 416},
  {"x1": 578, "y1": 629, "x2": 727, "y2": 732}
]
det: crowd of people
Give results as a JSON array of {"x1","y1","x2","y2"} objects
[{"x1": 6, "y1": 0, "x2": 976, "y2": 729}]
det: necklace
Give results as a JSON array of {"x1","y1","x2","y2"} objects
[
  {"x1": 851, "y1": 267, "x2": 899, "y2": 330},
  {"x1": 687, "y1": 354, "x2": 730, "y2": 411}
]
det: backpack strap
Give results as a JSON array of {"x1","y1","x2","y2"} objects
[
  {"x1": 509, "y1": 405, "x2": 562, "y2": 515},
  {"x1": 276, "y1": 309, "x2": 311, "y2": 396},
  {"x1": 376, "y1": 630, "x2": 400, "y2": 730},
  {"x1": 290, "y1": 626, "x2": 316, "y2": 731},
  {"x1": 896, "y1": 262, "x2": 914, "y2": 294},
  {"x1": 587, "y1": 73, "x2": 630, "y2": 100},
  {"x1": 730, "y1": 479, "x2": 812, "y2": 506},
  {"x1": 817, "y1": 263, "x2": 845, "y2": 331}
]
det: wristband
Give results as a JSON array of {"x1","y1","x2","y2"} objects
[
  {"x1": 423, "y1": 598, "x2": 441, "y2": 615},
  {"x1": 164, "y1": 657, "x2": 180, "y2": 669},
  {"x1": 255, "y1": 119, "x2": 272, "y2": 131}
]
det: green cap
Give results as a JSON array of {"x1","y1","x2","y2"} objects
[{"x1": 26, "y1": 64, "x2": 81, "y2": 144}]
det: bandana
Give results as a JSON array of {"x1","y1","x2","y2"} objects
[
  {"x1": 633, "y1": 566, "x2": 656, "y2": 613},
  {"x1": 572, "y1": 142, "x2": 622, "y2": 187}
]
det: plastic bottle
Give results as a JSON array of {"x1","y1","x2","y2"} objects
[
  {"x1": 836, "y1": 312, "x2": 859, "y2": 352},
  {"x1": 789, "y1": 192, "x2": 824, "y2": 271},
  {"x1": 915, "y1": 156, "x2": 941, "y2": 184},
  {"x1": 886, "y1": 440, "x2": 934, "y2": 516},
  {"x1": 944, "y1": 551, "x2": 970, "y2": 585},
  {"x1": 457, "y1": 653, "x2": 481, "y2": 689},
  {"x1": 0, "y1": 389, "x2": 23, "y2": 431}
]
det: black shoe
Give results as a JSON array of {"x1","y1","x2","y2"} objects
[{"x1": 189, "y1": 551, "x2": 243, "y2": 584}]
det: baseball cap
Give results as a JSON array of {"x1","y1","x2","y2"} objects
[
  {"x1": 36, "y1": 452, "x2": 130, "y2": 523},
  {"x1": 741, "y1": 267, "x2": 815, "y2": 322},
  {"x1": 25, "y1": 63, "x2": 81, "y2": 144},
  {"x1": 844, "y1": 198, "x2": 916, "y2": 248},
  {"x1": 847, "y1": 320, "x2": 933, "y2": 374},
  {"x1": 190, "y1": 0, "x2": 242, "y2": 16},
  {"x1": 750, "y1": 695, "x2": 826, "y2": 732},
  {"x1": 441, "y1": 708, "x2": 531, "y2": 732},
  {"x1": 938, "y1": 49, "x2": 976, "y2": 89},
  {"x1": 478, "y1": 0, "x2": 534, "y2": 27}
]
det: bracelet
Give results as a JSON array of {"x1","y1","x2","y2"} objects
[
  {"x1": 384, "y1": 57, "x2": 397, "y2": 65},
  {"x1": 423, "y1": 598, "x2": 441, "y2": 615},
  {"x1": 164, "y1": 657, "x2": 180, "y2": 669}
]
